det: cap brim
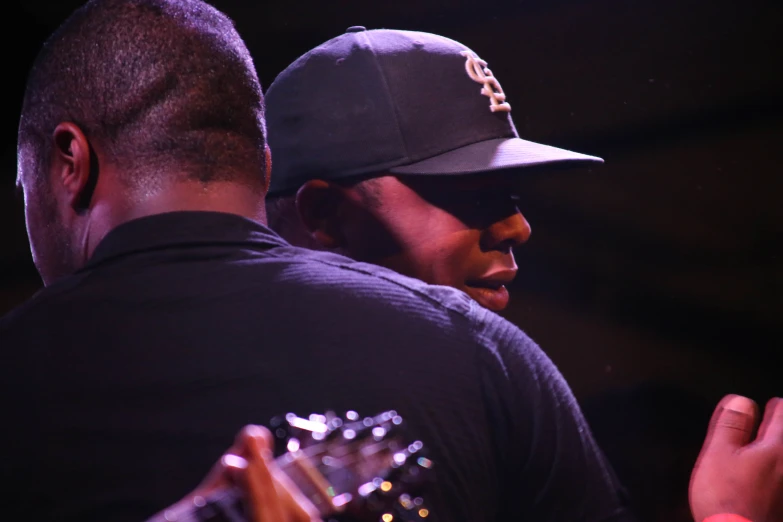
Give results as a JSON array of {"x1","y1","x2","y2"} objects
[{"x1": 387, "y1": 137, "x2": 603, "y2": 175}]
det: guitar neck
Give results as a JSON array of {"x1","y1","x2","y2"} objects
[
  {"x1": 144, "y1": 409, "x2": 429, "y2": 522},
  {"x1": 145, "y1": 454, "x2": 309, "y2": 522}
]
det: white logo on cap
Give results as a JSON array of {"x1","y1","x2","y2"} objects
[{"x1": 460, "y1": 50, "x2": 511, "y2": 113}]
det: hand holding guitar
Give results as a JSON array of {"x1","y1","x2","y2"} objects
[
  {"x1": 148, "y1": 410, "x2": 432, "y2": 522},
  {"x1": 153, "y1": 424, "x2": 321, "y2": 522},
  {"x1": 690, "y1": 394, "x2": 783, "y2": 522}
]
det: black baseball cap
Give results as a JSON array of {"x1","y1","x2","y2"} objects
[{"x1": 265, "y1": 27, "x2": 602, "y2": 196}]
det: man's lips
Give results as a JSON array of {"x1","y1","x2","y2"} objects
[
  {"x1": 464, "y1": 269, "x2": 518, "y2": 311},
  {"x1": 465, "y1": 269, "x2": 518, "y2": 290}
]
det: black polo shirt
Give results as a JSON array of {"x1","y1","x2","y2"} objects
[{"x1": 0, "y1": 211, "x2": 632, "y2": 522}]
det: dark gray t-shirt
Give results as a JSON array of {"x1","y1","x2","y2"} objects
[{"x1": 0, "y1": 211, "x2": 633, "y2": 522}]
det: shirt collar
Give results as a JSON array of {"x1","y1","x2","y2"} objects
[{"x1": 82, "y1": 211, "x2": 289, "y2": 271}]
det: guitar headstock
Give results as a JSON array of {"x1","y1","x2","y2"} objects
[{"x1": 269, "y1": 409, "x2": 434, "y2": 522}]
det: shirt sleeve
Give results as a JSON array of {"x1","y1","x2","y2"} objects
[{"x1": 476, "y1": 310, "x2": 638, "y2": 522}]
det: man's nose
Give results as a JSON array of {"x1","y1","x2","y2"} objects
[{"x1": 480, "y1": 210, "x2": 531, "y2": 253}]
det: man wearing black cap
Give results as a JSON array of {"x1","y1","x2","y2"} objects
[
  {"x1": 265, "y1": 27, "x2": 602, "y2": 312},
  {"x1": 257, "y1": 27, "x2": 636, "y2": 521},
  {"x1": 261, "y1": 27, "x2": 783, "y2": 522}
]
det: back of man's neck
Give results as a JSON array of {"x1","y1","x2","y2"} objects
[
  {"x1": 82, "y1": 179, "x2": 268, "y2": 263},
  {"x1": 120, "y1": 180, "x2": 268, "y2": 225}
]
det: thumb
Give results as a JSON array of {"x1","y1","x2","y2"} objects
[{"x1": 702, "y1": 395, "x2": 758, "y2": 455}]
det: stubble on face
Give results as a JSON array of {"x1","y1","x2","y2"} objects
[{"x1": 340, "y1": 175, "x2": 521, "y2": 311}]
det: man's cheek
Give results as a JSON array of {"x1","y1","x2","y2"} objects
[{"x1": 24, "y1": 201, "x2": 43, "y2": 256}]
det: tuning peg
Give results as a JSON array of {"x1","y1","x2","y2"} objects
[
  {"x1": 324, "y1": 411, "x2": 344, "y2": 431},
  {"x1": 392, "y1": 494, "x2": 431, "y2": 521},
  {"x1": 415, "y1": 456, "x2": 433, "y2": 470},
  {"x1": 406, "y1": 441, "x2": 424, "y2": 454},
  {"x1": 362, "y1": 488, "x2": 431, "y2": 521}
]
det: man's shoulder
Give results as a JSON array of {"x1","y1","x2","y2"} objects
[
  {"x1": 265, "y1": 245, "x2": 478, "y2": 317},
  {"x1": 264, "y1": 245, "x2": 534, "y2": 347},
  {"x1": 1, "y1": 243, "x2": 534, "y2": 360}
]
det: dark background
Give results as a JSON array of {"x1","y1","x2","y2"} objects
[{"x1": 3, "y1": 1, "x2": 781, "y2": 521}]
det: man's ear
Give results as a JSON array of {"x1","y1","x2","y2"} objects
[
  {"x1": 52, "y1": 122, "x2": 96, "y2": 211},
  {"x1": 295, "y1": 180, "x2": 345, "y2": 249}
]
